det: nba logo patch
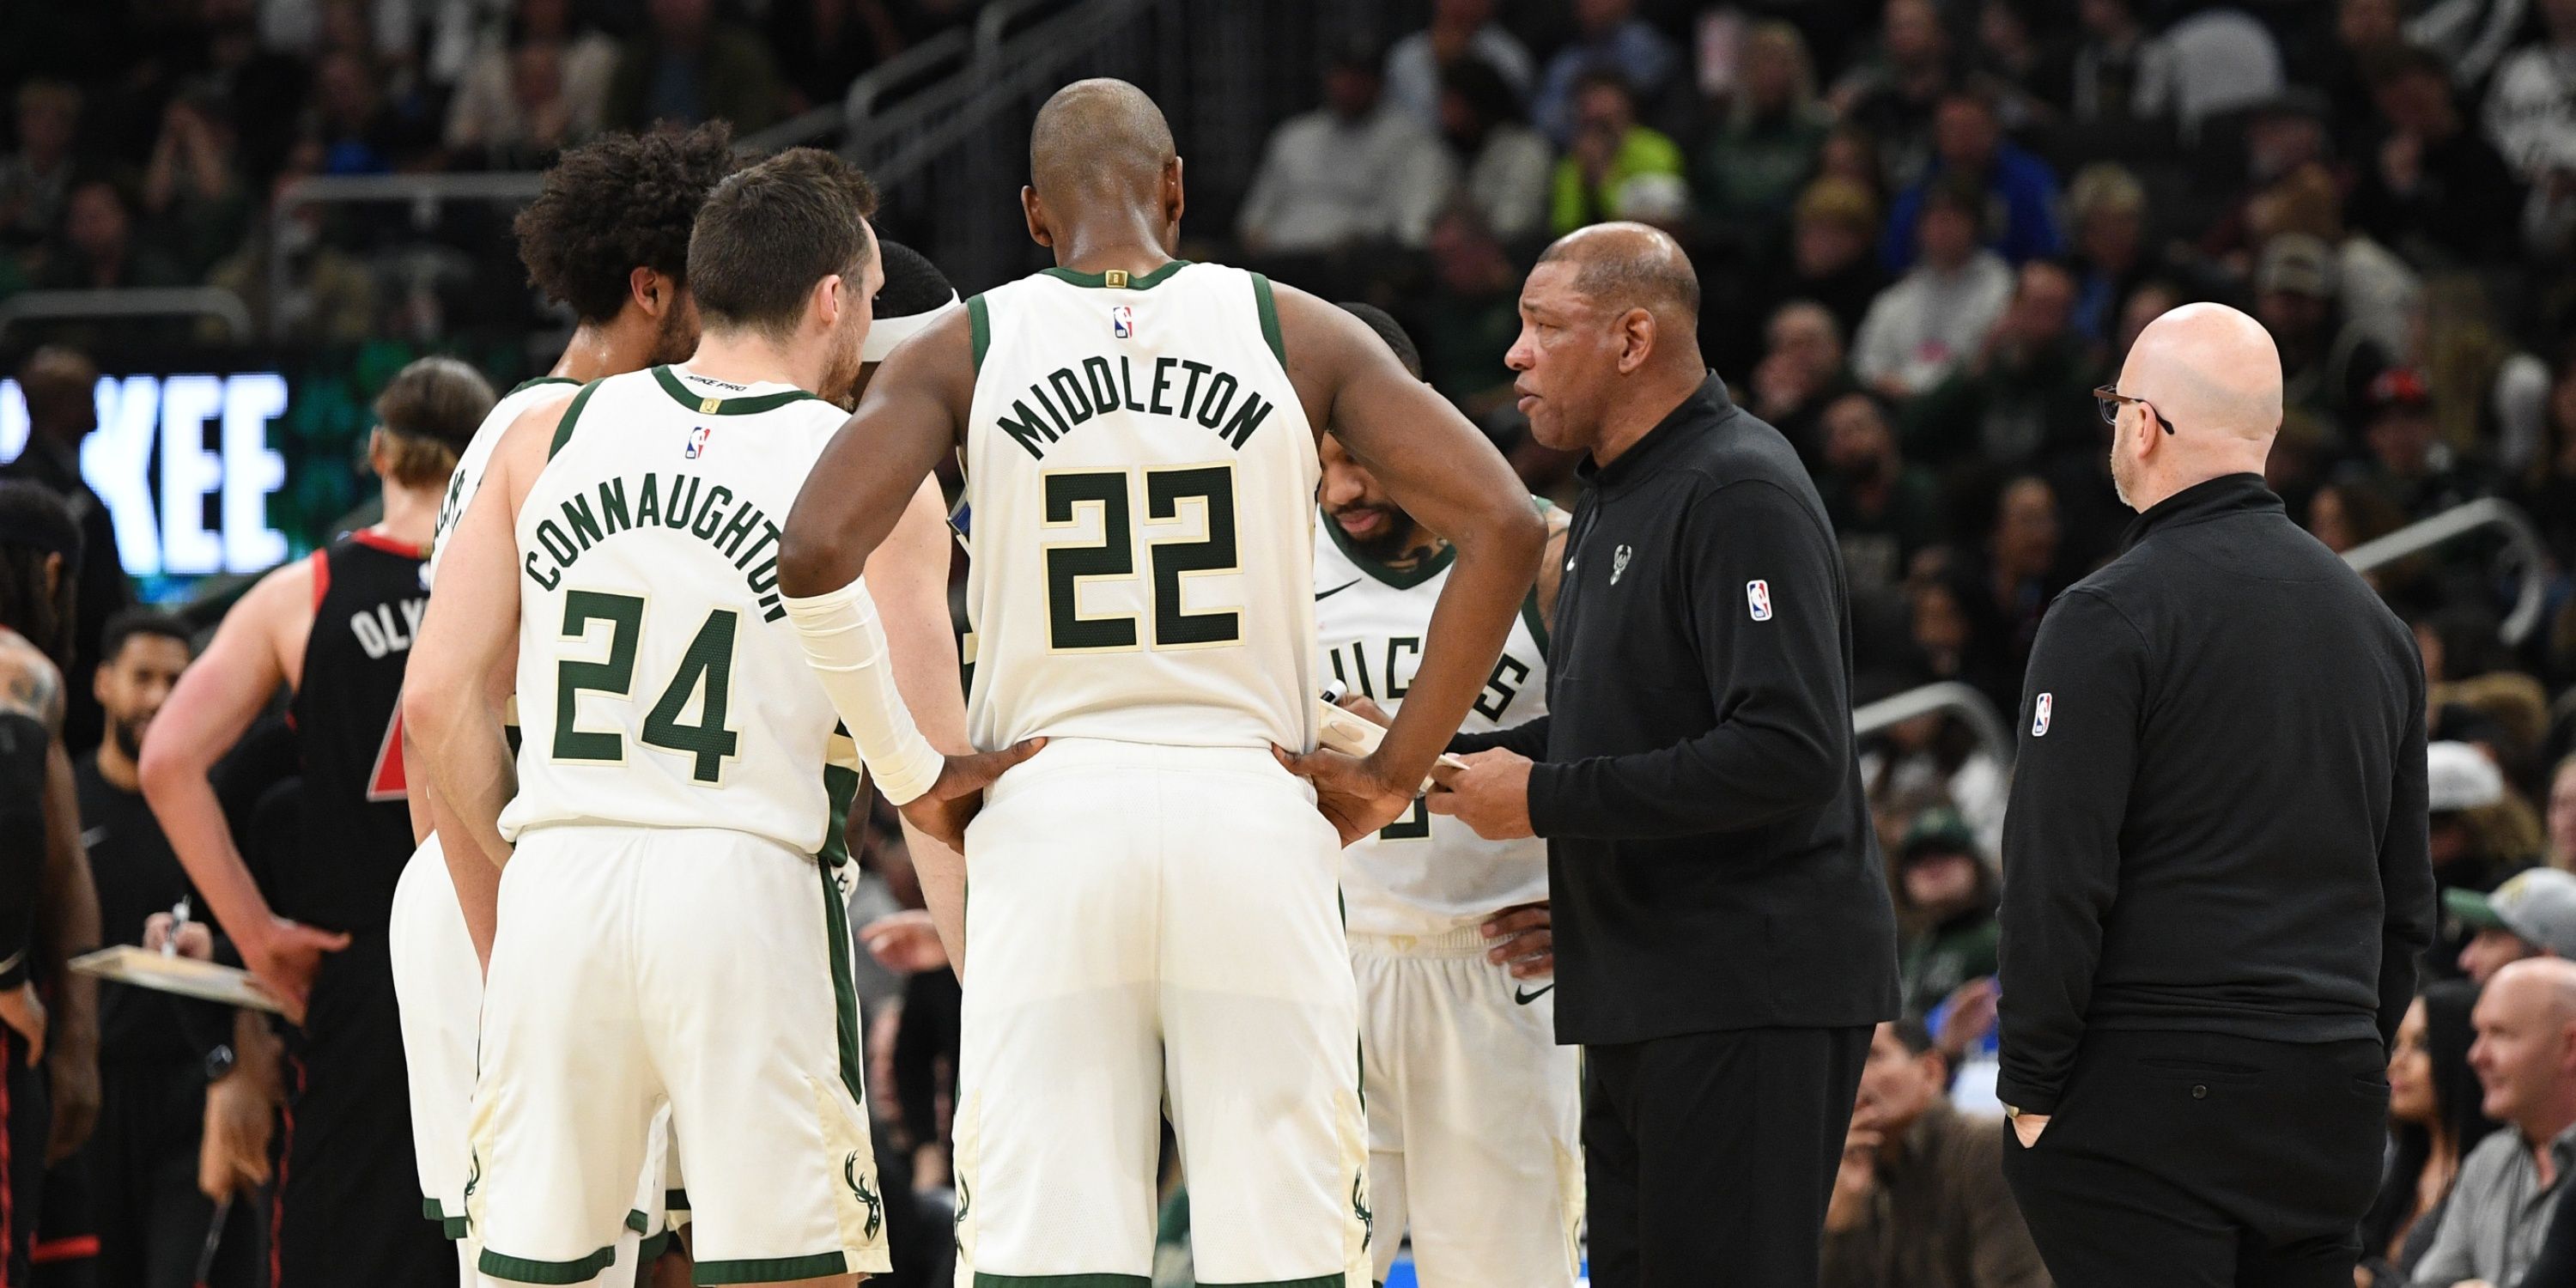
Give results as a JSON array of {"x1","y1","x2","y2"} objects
[
  {"x1": 684, "y1": 425, "x2": 712, "y2": 459},
  {"x1": 1110, "y1": 305, "x2": 1135, "y2": 339},
  {"x1": 1746, "y1": 580, "x2": 1772, "y2": 621},
  {"x1": 2033, "y1": 692, "x2": 2054, "y2": 737}
]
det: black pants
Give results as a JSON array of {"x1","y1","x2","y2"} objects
[
  {"x1": 2002, "y1": 1030, "x2": 2389, "y2": 1288},
  {"x1": 1583, "y1": 1024, "x2": 1868, "y2": 1286},
  {"x1": 77, "y1": 1059, "x2": 264, "y2": 1288},
  {"x1": 274, "y1": 933, "x2": 447, "y2": 1288},
  {"x1": 3, "y1": 1027, "x2": 49, "y2": 1288}
]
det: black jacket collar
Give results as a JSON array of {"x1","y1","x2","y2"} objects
[
  {"x1": 1579, "y1": 373, "x2": 1734, "y2": 494},
  {"x1": 2119, "y1": 472, "x2": 2283, "y2": 554}
]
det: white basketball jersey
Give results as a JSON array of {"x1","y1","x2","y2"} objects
[
  {"x1": 1315, "y1": 508, "x2": 1552, "y2": 936},
  {"x1": 961, "y1": 261, "x2": 1318, "y2": 752},
  {"x1": 500, "y1": 365, "x2": 859, "y2": 854},
  {"x1": 426, "y1": 375, "x2": 580, "y2": 588}
]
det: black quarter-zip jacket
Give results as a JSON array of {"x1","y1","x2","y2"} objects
[
  {"x1": 1995, "y1": 473, "x2": 2436, "y2": 1115},
  {"x1": 1455, "y1": 374, "x2": 1900, "y2": 1045}
]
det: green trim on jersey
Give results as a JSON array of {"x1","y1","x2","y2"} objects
[
  {"x1": 649, "y1": 365, "x2": 823, "y2": 416},
  {"x1": 819, "y1": 855, "x2": 868, "y2": 1107},
  {"x1": 1321, "y1": 505, "x2": 1455, "y2": 591},
  {"x1": 422, "y1": 1197, "x2": 470, "y2": 1240},
  {"x1": 698, "y1": 1252, "x2": 858, "y2": 1283},
  {"x1": 1249, "y1": 272, "x2": 1285, "y2": 369},
  {"x1": 504, "y1": 375, "x2": 580, "y2": 399},
  {"x1": 971, "y1": 1274, "x2": 1150, "y2": 1287},
  {"x1": 1038, "y1": 259, "x2": 1191, "y2": 291},
  {"x1": 478, "y1": 1243, "x2": 619, "y2": 1284},
  {"x1": 968, "y1": 294, "x2": 991, "y2": 372},
  {"x1": 547, "y1": 381, "x2": 602, "y2": 459},
  {"x1": 623, "y1": 1208, "x2": 651, "y2": 1235},
  {"x1": 1519, "y1": 587, "x2": 1550, "y2": 654}
]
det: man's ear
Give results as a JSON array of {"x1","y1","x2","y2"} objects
[
  {"x1": 629, "y1": 266, "x2": 668, "y2": 318},
  {"x1": 814, "y1": 273, "x2": 845, "y2": 331},
  {"x1": 42, "y1": 552, "x2": 62, "y2": 602},
  {"x1": 1022, "y1": 186, "x2": 1054, "y2": 249},
  {"x1": 1615, "y1": 307, "x2": 1656, "y2": 374},
  {"x1": 1163, "y1": 155, "x2": 1187, "y2": 236}
]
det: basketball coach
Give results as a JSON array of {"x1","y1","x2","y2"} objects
[
  {"x1": 1996, "y1": 302, "x2": 2437, "y2": 1285},
  {"x1": 1427, "y1": 222, "x2": 1899, "y2": 1284}
]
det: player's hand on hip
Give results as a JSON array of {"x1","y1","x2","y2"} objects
[
  {"x1": 1427, "y1": 748, "x2": 1535, "y2": 840},
  {"x1": 243, "y1": 916, "x2": 352, "y2": 1025},
  {"x1": 0, "y1": 982, "x2": 45, "y2": 1066},
  {"x1": 861, "y1": 909, "x2": 950, "y2": 973},
  {"x1": 1480, "y1": 901, "x2": 1553, "y2": 978},
  {"x1": 1273, "y1": 744, "x2": 1413, "y2": 847},
  {"x1": 898, "y1": 738, "x2": 1048, "y2": 852}
]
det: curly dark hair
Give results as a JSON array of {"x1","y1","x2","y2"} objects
[{"x1": 514, "y1": 122, "x2": 742, "y2": 325}]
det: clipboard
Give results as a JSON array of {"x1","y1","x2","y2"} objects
[
  {"x1": 70, "y1": 945, "x2": 286, "y2": 1014},
  {"x1": 1315, "y1": 699, "x2": 1469, "y2": 796}
]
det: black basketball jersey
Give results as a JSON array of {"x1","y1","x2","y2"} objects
[{"x1": 285, "y1": 532, "x2": 426, "y2": 933}]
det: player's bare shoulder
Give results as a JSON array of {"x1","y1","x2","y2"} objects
[
  {"x1": 0, "y1": 632, "x2": 63, "y2": 733},
  {"x1": 1256, "y1": 279, "x2": 1380, "y2": 434}
]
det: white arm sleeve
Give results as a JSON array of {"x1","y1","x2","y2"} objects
[{"x1": 781, "y1": 576, "x2": 947, "y2": 805}]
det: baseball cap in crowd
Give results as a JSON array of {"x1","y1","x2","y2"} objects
[
  {"x1": 1901, "y1": 805, "x2": 1978, "y2": 865},
  {"x1": 2427, "y1": 740, "x2": 2506, "y2": 814},
  {"x1": 2256, "y1": 234, "x2": 2337, "y2": 300},
  {"x1": 862, "y1": 238, "x2": 961, "y2": 364},
  {"x1": 2445, "y1": 867, "x2": 2576, "y2": 958},
  {"x1": 2364, "y1": 367, "x2": 2433, "y2": 418}
]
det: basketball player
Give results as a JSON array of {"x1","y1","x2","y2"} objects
[
  {"x1": 0, "y1": 481, "x2": 104, "y2": 1288},
  {"x1": 388, "y1": 123, "x2": 736, "y2": 1283},
  {"x1": 407, "y1": 148, "x2": 981, "y2": 1287},
  {"x1": 1309, "y1": 304, "x2": 1580, "y2": 1288},
  {"x1": 139, "y1": 358, "x2": 493, "y2": 1288},
  {"x1": 774, "y1": 79, "x2": 1544, "y2": 1285}
]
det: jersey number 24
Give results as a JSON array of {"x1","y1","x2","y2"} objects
[{"x1": 551, "y1": 590, "x2": 739, "y2": 783}]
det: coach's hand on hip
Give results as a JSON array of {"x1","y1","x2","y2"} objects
[
  {"x1": 2010, "y1": 1112, "x2": 2050, "y2": 1148},
  {"x1": 1428, "y1": 749, "x2": 1534, "y2": 839}
]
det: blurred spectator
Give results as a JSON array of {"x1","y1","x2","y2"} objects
[
  {"x1": 446, "y1": 0, "x2": 619, "y2": 162},
  {"x1": 1832, "y1": 0, "x2": 1955, "y2": 191},
  {"x1": 1853, "y1": 175, "x2": 2014, "y2": 398},
  {"x1": 1947, "y1": 475, "x2": 2067, "y2": 718},
  {"x1": 1531, "y1": 0, "x2": 1680, "y2": 147},
  {"x1": 0, "y1": 347, "x2": 131, "y2": 758},
  {"x1": 2409, "y1": 0, "x2": 2532, "y2": 92},
  {"x1": 2307, "y1": 478, "x2": 2410, "y2": 556},
  {"x1": 1383, "y1": 0, "x2": 1533, "y2": 126},
  {"x1": 0, "y1": 81, "x2": 82, "y2": 257},
  {"x1": 1862, "y1": 696, "x2": 2010, "y2": 859},
  {"x1": 2068, "y1": 0, "x2": 2175, "y2": 123},
  {"x1": 2454, "y1": 868, "x2": 2576, "y2": 985},
  {"x1": 1436, "y1": 59, "x2": 1551, "y2": 245},
  {"x1": 2316, "y1": 0, "x2": 2415, "y2": 155},
  {"x1": 2111, "y1": 277, "x2": 2182, "y2": 364},
  {"x1": 1413, "y1": 206, "x2": 1522, "y2": 419},
  {"x1": 605, "y1": 0, "x2": 788, "y2": 133},
  {"x1": 2408, "y1": 957, "x2": 2576, "y2": 1287},
  {"x1": 2484, "y1": 0, "x2": 2576, "y2": 187},
  {"x1": 1819, "y1": 392, "x2": 1945, "y2": 602},
  {"x1": 1881, "y1": 89, "x2": 2064, "y2": 272},
  {"x1": 2157, "y1": 7, "x2": 2287, "y2": 141},
  {"x1": 2343, "y1": 367, "x2": 2492, "y2": 519},
  {"x1": 2351, "y1": 46, "x2": 2523, "y2": 267},
  {"x1": 1889, "y1": 807, "x2": 2000, "y2": 1019},
  {"x1": 1547, "y1": 71, "x2": 1685, "y2": 235},
  {"x1": 204, "y1": 137, "x2": 377, "y2": 343},
  {"x1": 189, "y1": 0, "x2": 317, "y2": 185},
  {"x1": 765, "y1": 0, "x2": 905, "y2": 116},
  {"x1": 1968, "y1": 0, "x2": 2054, "y2": 131},
  {"x1": 2524, "y1": 349, "x2": 2576, "y2": 579},
  {"x1": 1905, "y1": 259, "x2": 2099, "y2": 472},
  {"x1": 2430, "y1": 742, "x2": 2522, "y2": 986},
  {"x1": 1693, "y1": 20, "x2": 1832, "y2": 246},
  {"x1": 2064, "y1": 164, "x2": 2164, "y2": 345},
  {"x1": 1821, "y1": 1019, "x2": 2048, "y2": 1288},
  {"x1": 307, "y1": 49, "x2": 399, "y2": 174},
  {"x1": 1762, "y1": 176, "x2": 1888, "y2": 343},
  {"x1": 2358, "y1": 981, "x2": 2497, "y2": 1288},
  {"x1": 2255, "y1": 232, "x2": 2394, "y2": 440},
  {"x1": 2415, "y1": 276, "x2": 2552, "y2": 474},
  {"x1": 1752, "y1": 300, "x2": 1859, "y2": 467},
  {"x1": 1238, "y1": 45, "x2": 1452, "y2": 255},
  {"x1": 2549, "y1": 756, "x2": 2576, "y2": 872},
  {"x1": 139, "y1": 89, "x2": 251, "y2": 281},
  {"x1": 33, "y1": 180, "x2": 185, "y2": 291}
]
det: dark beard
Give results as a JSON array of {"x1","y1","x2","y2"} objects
[
  {"x1": 110, "y1": 718, "x2": 142, "y2": 764},
  {"x1": 1340, "y1": 507, "x2": 1423, "y2": 564}
]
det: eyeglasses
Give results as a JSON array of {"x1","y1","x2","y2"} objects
[{"x1": 2093, "y1": 385, "x2": 2175, "y2": 434}]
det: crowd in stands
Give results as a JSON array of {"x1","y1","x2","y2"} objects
[{"x1": 12, "y1": 0, "x2": 2576, "y2": 1285}]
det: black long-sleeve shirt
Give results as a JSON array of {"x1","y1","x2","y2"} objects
[
  {"x1": 1995, "y1": 474, "x2": 2435, "y2": 1115},
  {"x1": 1455, "y1": 374, "x2": 1899, "y2": 1044}
]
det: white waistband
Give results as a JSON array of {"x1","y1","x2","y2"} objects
[{"x1": 1346, "y1": 924, "x2": 1492, "y2": 957}]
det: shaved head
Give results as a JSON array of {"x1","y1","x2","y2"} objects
[
  {"x1": 2107, "y1": 301, "x2": 2284, "y2": 509},
  {"x1": 1535, "y1": 222, "x2": 1700, "y2": 325},
  {"x1": 2494, "y1": 957, "x2": 2576, "y2": 1021},
  {"x1": 1030, "y1": 78, "x2": 1176, "y2": 207}
]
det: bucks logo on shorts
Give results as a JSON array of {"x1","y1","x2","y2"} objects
[
  {"x1": 844, "y1": 1149, "x2": 884, "y2": 1240},
  {"x1": 1352, "y1": 1171, "x2": 1372, "y2": 1250}
]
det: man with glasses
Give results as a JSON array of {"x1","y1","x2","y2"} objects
[{"x1": 1995, "y1": 302, "x2": 2436, "y2": 1286}]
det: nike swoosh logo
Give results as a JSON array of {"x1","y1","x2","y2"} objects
[
  {"x1": 1513, "y1": 984, "x2": 1555, "y2": 1005},
  {"x1": 1315, "y1": 580, "x2": 1362, "y2": 600}
]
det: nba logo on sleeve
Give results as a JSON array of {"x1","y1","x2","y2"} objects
[
  {"x1": 1746, "y1": 580, "x2": 1772, "y2": 621},
  {"x1": 684, "y1": 425, "x2": 713, "y2": 459},
  {"x1": 2033, "y1": 692, "x2": 2054, "y2": 736},
  {"x1": 1110, "y1": 305, "x2": 1135, "y2": 339}
]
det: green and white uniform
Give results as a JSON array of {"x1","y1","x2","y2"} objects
[
  {"x1": 951, "y1": 261, "x2": 1370, "y2": 1286},
  {"x1": 1314, "y1": 512, "x2": 1583, "y2": 1288},
  {"x1": 467, "y1": 365, "x2": 886, "y2": 1285}
]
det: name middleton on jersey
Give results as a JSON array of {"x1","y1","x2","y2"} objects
[
  {"x1": 993, "y1": 352, "x2": 1279, "y2": 459},
  {"x1": 519, "y1": 470, "x2": 792, "y2": 620}
]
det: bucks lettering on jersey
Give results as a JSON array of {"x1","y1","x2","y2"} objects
[
  {"x1": 500, "y1": 366, "x2": 861, "y2": 858},
  {"x1": 427, "y1": 375, "x2": 581, "y2": 588},
  {"x1": 1315, "y1": 507, "x2": 1552, "y2": 937},
  {"x1": 961, "y1": 261, "x2": 1318, "y2": 752}
]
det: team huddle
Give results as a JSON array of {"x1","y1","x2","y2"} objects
[{"x1": 361, "y1": 77, "x2": 1576, "y2": 1287}]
